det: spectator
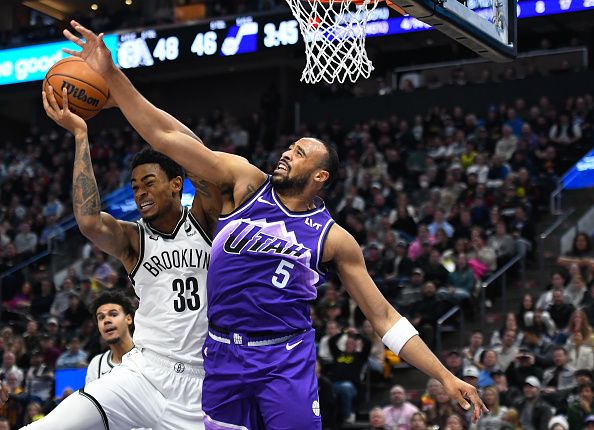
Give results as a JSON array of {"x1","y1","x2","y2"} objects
[
  {"x1": 478, "y1": 349, "x2": 499, "y2": 388},
  {"x1": 444, "y1": 414, "x2": 466, "y2": 430},
  {"x1": 368, "y1": 406, "x2": 389, "y2": 430},
  {"x1": 462, "y1": 330, "x2": 485, "y2": 368},
  {"x1": 0, "y1": 372, "x2": 24, "y2": 429},
  {"x1": 567, "y1": 383, "x2": 594, "y2": 430},
  {"x1": 419, "y1": 378, "x2": 442, "y2": 413},
  {"x1": 328, "y1": 329, "x2": 371, "y2": 424},
  {"x1": 382, "y1": 385, "x2": 420, "y2": 430},
  {"x1": 318, "y1": 320, "x2": 343, "y2": 367},
  {"x1": 438, "y1": 254, "x2": 475, "y2": 304},
  {"x1": 488, "y1": 221, "x2": 516, "y2": 265},
  {"x1": 514, "y1": 376, "x2": 553, "y2": 430},
  {"x1": 21, "y1": 401, "x2": 44, "y2": 425},
  {"x1": 492, "y1": 369, "x2": 522, "y2": 407},
  {"x1": 22, "y1": 321, "x2": 40, "y2": 354},
  {"x1": 495, "y1": 125, "x2": 518, "y2": 161},
  {"x1": 501, "y1": 408, "x2": 522, "y2": 430},
  {"x1": 444, "y1": 351, "x2": 464, "y2": 380},
  {"x1": 586, "y1": 415, "x2": 594, "y2": 430},
  {"x1": 521, "y1": 328, "x2": 554, "y2": 369},
  {"x1": 506, "y1": 348, "x2": 544, "y2": 391},
  {"x1": 566, "y1": 330, "x2": 594, "y2": 371},
  {"x1": 411, "y1": 281, "x2": 447, "y2": 346},
  {"x1": 410, "y1": 411, "x2": 429, "y2": 430},
  {"x1": 13, "y1": 223, "x2": 37, "y2": 256},
  {"x1": 30, "y1": 280, "x2": 55, "y2": 319},
  {"x1": 541, "y1": 346, "x2": 576, "y2": 409},
  {"x1": 23, "y1": 350, "x2": 53, "y2": 404},
  {"x1": 494, "y1": 329, "x2": 520, "y2": 372},
  {"x1": 422, "y1": 250, "x2": 449, "y2": 287},
  {"x1": 462, "y1": 366, "x2": 480, "y2": 389},
  {"x1": 476, "y1": 386, "x2": 508, "y2": 430},
  {"x1": 547, "y1": 288, "x2": 576, "y2": 330},
  {"x1": 55, "y1": 338, "x2": 87, "y2": 369},
  {"x1": 548, "y1": 415, "x2": 569, "y2": 430},
  {"x1": 0, "y1": 353, "x2": 23, "y2": 388},
  {"x1": 426, "y1": 384, "x2": 467, "y2": 430},
  {"x1": 49, "y1": 277, "x2": 75, "y2": 318},
  {"x1": 428, "y1": 208, "x2": 454, "y2": 238},
  {"x1": 61, "y1": 292, "x2": 91, "y2": 334}
]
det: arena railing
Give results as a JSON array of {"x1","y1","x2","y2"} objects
[
  {"x1": 435, "y1": 305, "x2": 463, "y2": 358},
  {"x1": 479, "y1": 249, "x2": 526, "y2": 328},
  {"x1": 537, "y1": 208, "x2": 575, "y2": 286}
]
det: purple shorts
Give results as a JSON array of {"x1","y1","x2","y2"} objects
[{"x1": 202, "y1": 328, "x2": 322, "y2": 430}]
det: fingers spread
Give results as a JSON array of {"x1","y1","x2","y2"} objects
[
  {"x1": 63, "y1": 29, "x2": 84, "y2": 47},
  {"x1": 62, "y1": 87, "x2": 70, "y2": 112}
]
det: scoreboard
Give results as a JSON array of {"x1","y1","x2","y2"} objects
[{"x1": 117, "y1": 15, "x2": 299, "y2": 69}]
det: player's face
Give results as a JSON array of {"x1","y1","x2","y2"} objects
[
  {"x1": 272, "y1": 138, "x2": 328, "y2": 193},
  {"x1": 131, "y1": 163, "x2": 182, "y2": 221},
  {"x1": 96, "y1": 303, "x2": 132, "y2": 345}
]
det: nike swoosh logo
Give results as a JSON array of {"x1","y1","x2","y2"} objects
[
  {"x1": 286, "y1": 340, "x2": 303, "y2": 351},
  {"x1": 257, "y1": 196, "x2": 275, "y2": 206}
]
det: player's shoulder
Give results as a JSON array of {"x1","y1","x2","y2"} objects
[{"x1": 321, "y1": 223, "x2": 360, "y2": 263}]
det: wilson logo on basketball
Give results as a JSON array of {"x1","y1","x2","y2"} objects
[{"x1": 60, "y1": 80, "x2": 101, "y2": 107}]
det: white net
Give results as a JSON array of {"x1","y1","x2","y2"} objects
[{"x1": 285, "y1": 0, "x2": 381, "y2": 84}]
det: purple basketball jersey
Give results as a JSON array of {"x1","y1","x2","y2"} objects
[{"x1": 207, "y1": 177, "x2": 334, "y2": 333}]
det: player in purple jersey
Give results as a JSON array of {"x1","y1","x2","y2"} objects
[{"x1": 64, "y1": 20, "x2": 488, "y2": 430}]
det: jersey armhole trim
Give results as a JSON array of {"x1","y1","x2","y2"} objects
[
  {"x1": 316, "y1": 219, "x2": 335, "y2": 275},
  {"x1": 79, "y1": 388, "x2": 110, "y2": 430},
  {"x1": 219, "y1": 176, "x2": 270, "y2": 221},
  {"x1": 187, "y1": 211, "x2": 213, "y2": 246},
  {"x1": 128, "y1": 223, "x2": 145, "y2": 281}
]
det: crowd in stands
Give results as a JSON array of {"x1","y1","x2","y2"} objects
[{"x1": 1, "y1": 83, "x2": 594, "y2": 428}]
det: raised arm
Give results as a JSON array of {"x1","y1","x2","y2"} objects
[
  {"x1": 325, "y1": 224, "x2": 487, "y2": 421},
  {"x1": 42, "y1": 87, "x2": 139, "y2": 271},
  {"x1": 62, "y1": 21, "x2": 265, "y2": 199}
]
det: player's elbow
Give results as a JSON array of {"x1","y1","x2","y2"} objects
[{"x1": 77, "y1": 218, "x2": 102, "y2": 241}]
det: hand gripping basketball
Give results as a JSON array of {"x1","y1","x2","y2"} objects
[{"x1": 42, "y1": 85, "x2": 88, "y2": 137}]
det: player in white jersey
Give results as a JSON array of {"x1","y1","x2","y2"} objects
[
  {"x1": 22, "y1": 86, "x2": 220, "y2": 430},
  {"x1": 85, "y1": 290, "x2": 135, "y2": 385}
]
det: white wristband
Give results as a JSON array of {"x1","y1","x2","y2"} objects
[{"x1": 382, "y1": 317, "x2": 419, "y2": 355}]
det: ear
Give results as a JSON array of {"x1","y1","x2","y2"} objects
[
  {"x1": 314, "y1": 169, "x2": 330, "y2": 185},
  {"x1": 125, "y1": 314, "x2": 133, "y2": 326},
  {"x1": 171, "y1": 176, "x2": 183, "y2": 194}
]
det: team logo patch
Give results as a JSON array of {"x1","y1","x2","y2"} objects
[
  {"x1": 312, "y1": 400, "x2": 320, "y2": 417},
  {"x1": 174, "y1": 362, "x2": 185, "y2": 373}
]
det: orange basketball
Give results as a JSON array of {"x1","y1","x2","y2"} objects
[{"x1": 43, "y1": 57, "x2": 109, "y2": 120}]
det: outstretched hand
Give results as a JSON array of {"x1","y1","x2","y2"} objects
[
  {"x1": 63, "y1": 20, "x2": 115, "y2": 76},
  {"x1": 443, "y1": 375, "x2": 488, "y2": 422},
  {"x1": 42, "y1": 86, "x2": 88, "y2": 136}
]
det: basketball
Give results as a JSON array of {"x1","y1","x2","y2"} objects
[{"x1": 43, "y1": 57, "x2": 109, "y2": 120}]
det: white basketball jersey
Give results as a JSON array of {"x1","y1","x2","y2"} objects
[
  {"x1": 129, "y1": 207, "x2": 211, "y2": 367},
  {"x1": 86, "y1": 351, "x2": 114, "y2": 385}
]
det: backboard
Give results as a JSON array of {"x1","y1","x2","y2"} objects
[{"x1": 384, "y1": 0, "x2": 517, "y2": 61}]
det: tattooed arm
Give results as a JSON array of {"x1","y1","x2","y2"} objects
[{"x1": 43, "y1": 87, "x2": 139, "y2": 270}]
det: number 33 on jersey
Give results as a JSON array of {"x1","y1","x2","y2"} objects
[{"x1": 130, "y1": 207, "x2": 211, "y2": 366}]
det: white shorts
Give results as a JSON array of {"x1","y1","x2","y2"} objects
[{"x1": 84, "y1": 347, "x2": 204, "y2": 430}]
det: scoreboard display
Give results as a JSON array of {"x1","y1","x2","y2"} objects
[{"x1": 116, "y1": 15, "x2": 299, "y2": 69}]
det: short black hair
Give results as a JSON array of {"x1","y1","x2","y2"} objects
[
  {"x1": 317, "y1": 139, "x2": 339, "y2": 188},
  {"x1": 90, "y1": 290, "x2": 134, "y2": 320},
  {"x1": 130, "y1": 147, "x2": 186, "y2": 196}
]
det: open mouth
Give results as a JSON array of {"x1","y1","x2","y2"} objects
[
  {"x1": 104, "y1": 326, "x2": 117, "y2": 335},
  {"x1": 275, "y1": 160, "x2": 290, "y2": 173},
  {"x1": 139, "y1": 201, "x2": 155, "y2": 211}
]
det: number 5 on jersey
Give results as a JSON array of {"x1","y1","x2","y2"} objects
[
  {"x1": 272, "y1": 260, "x2": 294, "y2": 289},
  {"x1": 172, "y1": 277, "x2": 201, "y2": 312}
]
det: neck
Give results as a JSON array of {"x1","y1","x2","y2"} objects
[
  {"x1": 109, "y1": 336, "x2": 134, "y2": 364},
  {"x1": 148, "y1": 204, "x2": 183, "y2": 233},
  {"x1": 275, "y1": 190, "x2": 316, "y2": 212}
]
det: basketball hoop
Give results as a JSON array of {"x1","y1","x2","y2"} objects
[{"x1": 285, "y1": 0, "x2": 382, "y2": 84}]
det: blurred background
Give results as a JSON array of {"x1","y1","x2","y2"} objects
[{"x1": 0, "y1": 0, "x2": 594, "y2": 429}]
